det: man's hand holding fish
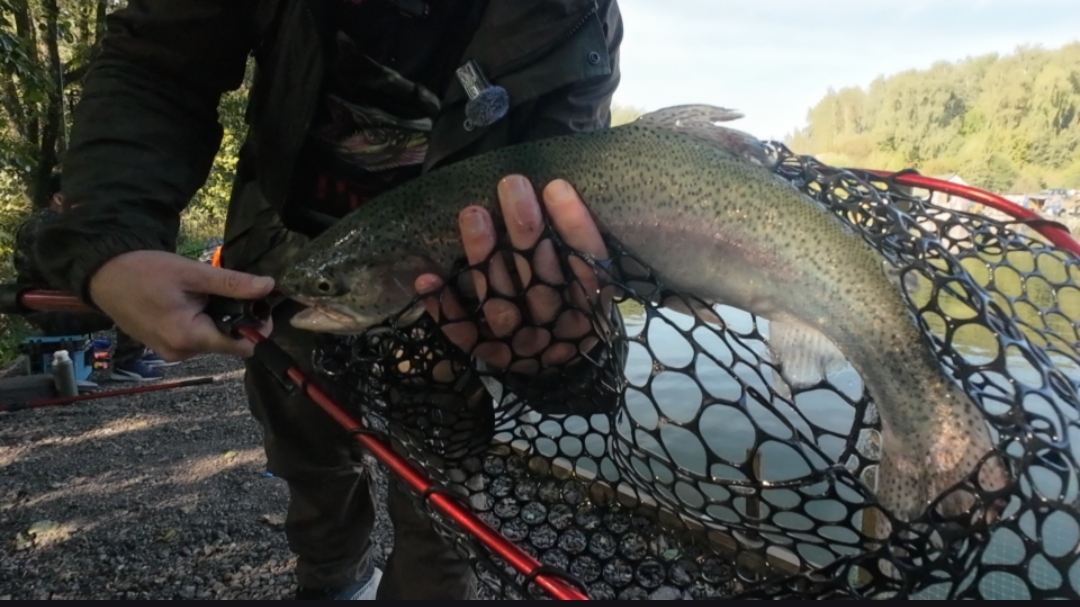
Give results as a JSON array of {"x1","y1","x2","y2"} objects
[{"x1": 415, "y1": 175, "x2": 613, "y2": 375}]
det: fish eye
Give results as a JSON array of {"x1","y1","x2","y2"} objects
[{"x1": 315, "y1": 277, "x2": 334, "y2": 294}]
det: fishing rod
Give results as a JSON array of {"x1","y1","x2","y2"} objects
[
  {"x1": 0, "y1": 284, "x2": 590, "y2": 601},
  {"x1": 0, "y1": 376, "x2": 217, "y2": 413}
]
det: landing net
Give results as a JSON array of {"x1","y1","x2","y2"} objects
[{"x1": 314, "y1": 142, "x2": 1080, "y2": 600}]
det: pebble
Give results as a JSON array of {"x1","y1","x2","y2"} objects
[{"x1": 649, "y1": 586, "x2": 681, "y2": 600}]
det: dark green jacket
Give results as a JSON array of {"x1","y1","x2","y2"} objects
[{"x1": 37, "y1": 0, "x2": 623, "y2": 300}]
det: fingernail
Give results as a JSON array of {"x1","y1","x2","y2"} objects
[
  {"x1": 415, "y1": 274, "x2": 441, "y2": 294},
  {"x1": 461, "y1": 209, "x2": 487, "y2": 236},
  {"x1": 546, "y1": 179, "x2": 574, "y2": 206},
  {"x1": 499, "y1": 175, "x2": 530, "y2": 200},
  {"x1": 253, "y1": 276, "x2": 274, "y2": 291},
  {"x1": 501, "y1": 176, "x2": 539, "y2": 227}
]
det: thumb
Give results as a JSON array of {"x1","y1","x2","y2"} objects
[{"x1": 184, "y1": 262, "x2": 276, "y2": 300}]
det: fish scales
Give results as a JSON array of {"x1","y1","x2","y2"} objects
[{"x1": 281, "y1": 107, "x2": 1008, "y2": 532}]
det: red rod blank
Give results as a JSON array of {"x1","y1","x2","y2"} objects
[{"x1": 1, "y1": 377, "x2": 216, "y2": 413}]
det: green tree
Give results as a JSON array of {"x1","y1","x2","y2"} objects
[
  {"x1": 787, "y1": 42, "x2": 1080, "y2": 194},
  {"x1": 1, "y1": 0, "x2": 115, "y2": 209},
  {"x1": 611, "y1": 103, "x2": 647, "y2": 127},
  {"x1": 178, "y1": 60, "x2": 254, "y2": 252}
]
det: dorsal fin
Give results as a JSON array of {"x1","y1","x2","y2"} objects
[
  {"x1": 634, "y1": 105, "x2": 746, "y2": 127},
  {"x1": 632, "y1": 105, "x2": 778, "y2": 169}
]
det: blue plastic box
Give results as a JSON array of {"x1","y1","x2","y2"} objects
[{"x1": 20, "y1": 335, "x2": 99, "y2": 382}]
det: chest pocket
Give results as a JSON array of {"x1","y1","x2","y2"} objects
[{"x1": 424, "y1": 9, "x2": 613, "y2": 171}]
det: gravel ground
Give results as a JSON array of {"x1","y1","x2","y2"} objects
[{"x1": 0, "y1": 353, "x2": 393, "y2": 600}]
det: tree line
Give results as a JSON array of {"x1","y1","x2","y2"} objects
[{"x1": 785, "y1": 43, "x2": 1080, "y2": 194}]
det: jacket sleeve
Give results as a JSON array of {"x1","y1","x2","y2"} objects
[
  {"x1": 35, "y1": 0, "x2": 257, "y2": 303},
  {"x1": 519, "y1": 0, "x2": 624, "y2": 141}
]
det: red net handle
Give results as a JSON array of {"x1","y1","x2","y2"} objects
[{"x1": 863, "y1": 170, "x2": 1080, "y2": 257}]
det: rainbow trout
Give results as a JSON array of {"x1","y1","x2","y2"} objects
[{"x1": 278, "y1": 105, "x2": 1008, "y2": 530}]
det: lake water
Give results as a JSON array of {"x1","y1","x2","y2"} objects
[{"x1": 504, "y1": 251, "x2": 1080, "y2": 598}]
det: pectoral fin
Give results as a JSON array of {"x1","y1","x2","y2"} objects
[
  {"x1": 660, "y1": 294, "x2": 723, "y2": 325},
  {"x1": 767, "y1": 315, "x2": 849, "y2": 390}
]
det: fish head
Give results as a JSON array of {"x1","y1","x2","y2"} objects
[{"x1": 279, "y1": 245, "x2": 442, "y2": 334}]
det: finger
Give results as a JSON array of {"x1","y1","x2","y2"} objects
[
  {"x1": 460, "y1": 206, "x2": 516, "y2": 335},
  {"x1": 172, "y1": 313, "x2": 256, "y2": 359},
  {"x1": 415, "y1": 274, "x2": 478, "y2": 352},
  {"x1": 497, "y1": 176, "x2": 568, "y2": 324},
  {"x1": 486, "y1": 251, "x2": 517, "y2": 298},
  {"x1": 460, "y1": 206, "x2": 496, "y2": 265},
  {"x1": 459, "y1": 207, "x2": 495, "y2": 301},
  {"x1": 481, "y1": 297, "x2": 521, "y2": 338},
  {"x1": 530, "y1": 239, "x2": 564, "y2": 285},
  {"x1": 512, "y1": 326, "x2": 551, "y2": 358},
  {"x1": 543, "y1": 179, "x2": 607, "y2": 258},
  {"x1": 553, "y1": 307, "x2": 592, "y2": 341},
  {"x1": 542, "y1": 342, "x2": 578, "y2": 368},
  {"x1": 473, "y1": 341, "x2": 511, "y2": 370},
  {"x1": 498, "y1": 175, "x2": 545, "y2": 286},
  {"x1": 565, "y1": 265, "x2": 595, "y2": 311},
  {"x1": 181, "y1": 262, "x2": 276, "y2": 300},
  {"x1": 508, "y1": 357, "x2": 541, "y2": 376},
  {"x1": 543, "y1": 179, "x2": 607, "y2": 300},
  {"x1": 415, "y1": 274, "x2": 446, "y2": 321},
  {"x1": 526, "y1": 240, "x2": 565, "y2": 324}
]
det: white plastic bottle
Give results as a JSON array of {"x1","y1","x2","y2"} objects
[{"x1": 52, "y1": 350, "x2": 79, "y2": 397}]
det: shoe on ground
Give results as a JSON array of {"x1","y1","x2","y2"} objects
[
  {"x1": 141, "y1": 351, "x2": 180, "y2": 368},
  {"x1": 110, "y1": 358, "x2": 165, "y2": 382},
  {"x1": 295, "y1": 567, "x2": 382, "y2": 600}
]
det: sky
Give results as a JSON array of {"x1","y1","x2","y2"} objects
[{"x1": 612, "y1": 0, "x2": 1080, "y2": 140}]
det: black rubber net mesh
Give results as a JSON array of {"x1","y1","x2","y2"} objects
[{"x1": 313, "y1": 143, "x2": 1080, "y2": 600}]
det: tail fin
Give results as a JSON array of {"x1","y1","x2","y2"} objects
[{"x1": 872, "y1": 383, "x2": 1009, "y2": 540}]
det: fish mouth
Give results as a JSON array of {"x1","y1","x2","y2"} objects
[
  {"x1": 277, "y1": 281, "x2": 369, "y2": 334},
  {"x1": 289, "y1": 302, "x2": 375, "y2": 335}
]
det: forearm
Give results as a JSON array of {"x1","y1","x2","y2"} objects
[{"x1": 36, "y1": 0, "x2": 257, "y2": 301}]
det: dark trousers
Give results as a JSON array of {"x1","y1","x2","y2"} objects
[
  {"x1": 113, "y1": 328, "x2": 146, "y2": 366},
  {"x1": 244, "y1": 300, "x2": 473, "y2": 598}
]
